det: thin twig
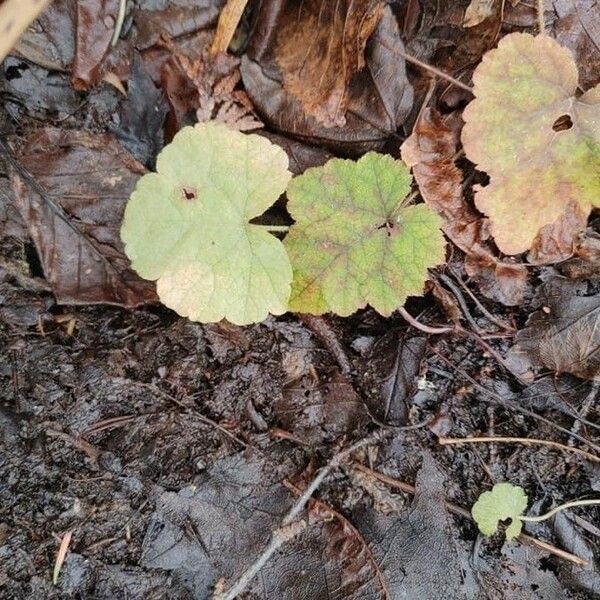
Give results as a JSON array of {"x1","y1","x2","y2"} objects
[
  {"x1": 215, "y1": 431, "x2": 388, "y2": 600},
  {"x1": 537, "y1": 0, "x2": 545, "y2": 34},
  {"x1": 375, "y1": 36, "x2": 474, "y2": 94},
  {"x1": 299, "y1": 314, "x2": 353, "y2": 374},
  {"x1": 438, "y1": 435, "x2": 600, "y2": 464},
  {"x1": 456, "y1": 326, "x2": 527, "y2": 383},
  {"x1": 111, "y1": 0, "x2": 127, "y2": 46},
  {"x1": 437, "y1": 274, "x2": 482, "y2": 333},
  {"x1": 134, "y1": 381, "x2": 248, "y2": 448},
  {"x1": 431, "y1": 352, "x2": 600, "y2": 453},
  {"x1": 569, "y1": 380, "x2": 600, "y2": 447},
  {"x1": 399, "y1": 307, "x2": 524, "y2": 383},
  {"x1": 352, "y1": 462, "x2": 588, "y2": 566},
  {"x1": 446, "y1": 268, "x2": 515, "y2": 332},
  {"x1": 84, "y1": 414, "x2": 138, "y2": 436},
  {"x1": 398, "y1": 306, "x2": 454, "y2": 335}
]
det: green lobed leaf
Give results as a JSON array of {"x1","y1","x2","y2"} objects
[
  {"x1": 284, "y1": 152, "x2": 445, "y2": 316},
  {"x1": 121, "y1": 122, "x2": 293, "y2": 325},
  {"x1": 471, "y1": 483, "x2": 528, "y2": 539}
]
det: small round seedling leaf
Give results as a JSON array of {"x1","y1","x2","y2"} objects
[
  {"x1": 472, "y1": 483, "x2": 528, "y2": 540},
  {"x1": 284, "y1": 152, "x2": 445, "y2": 316},
  {"x1": 462, "y1": 33, "x2": 600, "y2": 255},
  {"x1": 121, "y1": 122, "x2": 293, "y2": 325}
]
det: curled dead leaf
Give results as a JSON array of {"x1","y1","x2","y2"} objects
[
  {"x1": 463, "y1": 0, "x2": 497, "y2": 27},
  {"x1": 401, "y1": 108, "x2": 528, "y2": 306}
]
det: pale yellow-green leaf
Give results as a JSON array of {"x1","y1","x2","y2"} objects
[
  {"x1": 472, "y1": 483, "x2": 528, "y2": 539},
  {"x1": 121, "y1": 122, "x2": 292, "y2": 325}
]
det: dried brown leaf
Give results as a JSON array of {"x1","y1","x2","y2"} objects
[
  {"x1": 357, "y1": 331, "x2": 427, "y2": 426},
  {"x1": 401, "y1": 108, "x2": 528, "y2": 306},
  {"x1": 559, "y1": 231, "x2": 600, "y2": 279},
  {"x1": 276, "y1": 371, "x2": 370, "y2": 446},
  {"x1": 463, "y1": 0, "x2": 497, "y2": 27},
  {"x1": 508, "y1": 277, "x2": 600, "y2": 380},
  {"x1": 461, "y1": 33, "x2": 600, "y2": 257},
  {"x1": 9, "y1": 128, "x2": 157, "y2": 307},
  {"x1": 72, "y1": 0, "x2": 121, "y2": 90},
  {"x1": 241, "y1": 1, "x2": 414, "y2": 152},
  {"x1": 528, "y1": 200, "x2": 587, "y2": 264},
  {"x1": 143, "y1": 453, "x2": 389, "y2": 598},
  {"x1": 163, "y1": 43, "x2": 262, "y2": 133},
  {"x1": 553, "y1": 0, "x2": 600, "y2": 89},
  {"x1": 276, "y1": 0, "x2": 384, "y2": 128}
]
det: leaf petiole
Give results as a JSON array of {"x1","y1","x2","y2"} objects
[
  {"x1": 256, "y1": 224, "x2": 290, "y2": 233},
  {"x1": 521, "y1": 499, "x2": 600, "y2": 523}
]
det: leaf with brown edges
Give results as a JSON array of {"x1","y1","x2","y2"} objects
[{"x1": 462, "y1": 33, "x2": 600, "y2": 258}]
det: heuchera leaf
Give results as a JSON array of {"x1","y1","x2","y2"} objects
[
  {"x1": 472, "y1": 483, "x2": 528, "y2": 539},
  {"x1": 462, "y1": 33, "x2": 600, "y2": 256},
  {"x1": 121, "y1": 122, "x2": 292, "y2": 326},
  {"x1": 284, "y1": 152, "x2": 445, "y2": 316}
]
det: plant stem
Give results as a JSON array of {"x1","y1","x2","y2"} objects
[
  {"x1": 537, "y1": 0, "x2": 545, "y2": 34},
  {"x1": 521, "y1": 499, "x2": 600, "y2": 523},
  {"x1": 397, "y1": 306, "x2": 454, "y2": 335},
  {"x1": 111, "y1": 0, "x2": 127, "y2": 46},
  {"x1": 438, "y1": 435, "x2": 600, "y2": 464},
  {"x1": 256, "y1": 224, "x2": 290, "y2": 233}
]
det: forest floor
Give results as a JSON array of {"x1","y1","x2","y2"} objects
[{"x1": 1, "y1": 0, "x2": 599, "y2": 598}]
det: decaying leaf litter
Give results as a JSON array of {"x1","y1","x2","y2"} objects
[{"x1": 1, "y1": 0, "x2": 600, "y2": 598}]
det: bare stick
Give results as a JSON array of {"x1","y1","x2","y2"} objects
[
  {"x1": 431, "y1": 352, "x2": 600, "y2": 452},
  {"x1": 215, "y1": 431, "x2": 388, "y2": 600},
  {"x1": 375, "y1": 36, "x2": 474, "y2": 94},
  {"x1": 537, "y1": 0, "x2": 545, "y2": 34},
  {"x1": 111, "y1": 0, "x2": 127, "y2": 46},
  {"x1": 398, "y1": 306, "x2": 454, "y2": 335},
  {"x1": 299, "y1": 314, "x2": 353, "y2": 374},
  {"x1": 569, "y1": 380, "x2": 600, "y2": 447},
  {"x1": 352, "y1": 462, "x2": 588, "y2": 566},
  {"x1": 439, "y1": 435, "x2": 600, "y2": 464}
]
